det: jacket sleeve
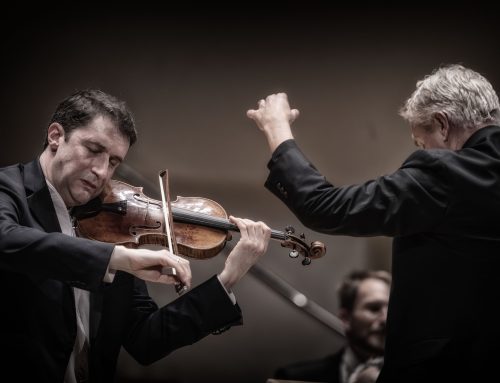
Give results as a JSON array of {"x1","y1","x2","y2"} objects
[
  {"x1": 0, "y1": 167, "x2": 114, "y2": 290},
  {"x1": 120, "y1": 274, "x2": 242, "y2": 365},
  {"x1": 265, "y1": 140, "x2": 450, "y2": 237}
]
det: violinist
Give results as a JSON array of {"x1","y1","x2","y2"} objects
[{"x1": 0, "y1": 89, "x2": 271, "y2": 383}]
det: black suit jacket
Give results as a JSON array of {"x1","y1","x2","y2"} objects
[
  {"x1": 274, "y1": 349, "x2": 343, "y2": 383},
  {"x1": 0, "y1": 159, "x2": 242, "y2": 382},
  {"x1": 265, "y1": 126, "x2": 500, "y2": 383}
]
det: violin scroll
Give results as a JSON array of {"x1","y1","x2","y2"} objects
[{"x1": 280, "y1": 226, "x2": 326, "y2": 266}]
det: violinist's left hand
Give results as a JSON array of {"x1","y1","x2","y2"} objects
[{"x1": 218, "y1": 216, "x2": 271, "y2": 290}]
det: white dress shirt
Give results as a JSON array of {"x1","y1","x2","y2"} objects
[
  {"x1": 340, "y1": 346, "x2": 362, "y2": 383},
  {"x1": 46, "y1": 181, "x2": 89, "y2": 383}
]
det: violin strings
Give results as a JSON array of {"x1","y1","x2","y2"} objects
[{"x1": 171, "y1": 206, "x2": 286, "y2": 240}]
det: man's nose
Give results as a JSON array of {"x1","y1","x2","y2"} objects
[{"x1": 92, "y1": 157, "x2": 109, "y2": 179}]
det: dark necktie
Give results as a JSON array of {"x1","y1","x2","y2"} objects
[{"x1": 74, "y1": 339, "x2": 89, "y2": 383}]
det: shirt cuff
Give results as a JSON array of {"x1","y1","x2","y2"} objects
[
  {"x1": 103, "y1": 248, "x2": 117, "y2": 283},
  {"x1": 217, "y1": 274, "x2": 237, "y2": 305}
]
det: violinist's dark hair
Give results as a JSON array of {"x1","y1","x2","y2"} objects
[
  {"x1": 337, "y1": 270, "x2": 391, "y2": 312},
  {"x1": 44, "y1": 89, "x2": 137, "y2": 148}
]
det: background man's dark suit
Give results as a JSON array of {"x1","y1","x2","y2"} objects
[
  {"x1": 274, "y1": 350, "x2": 343, "y2": 383},
  {"x1": 265, "y1": 126, "x2": 500, "y2": 383},
  {"x1": 0, "y1": 159, "x2": 242, "y2": 382}
]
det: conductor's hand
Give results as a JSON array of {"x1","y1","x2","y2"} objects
[
  {"x1": 109, "y1": 246, "x2": 192, "y2": 288},
  {"x1": 218, "y1": 216, "x2": 271, "y2": 290},
  {"x1": 246, "y1": 92, "x2": 299, "y2": 153}
]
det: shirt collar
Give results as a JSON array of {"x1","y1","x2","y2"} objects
[{"x1": 46, "y1": 179, "x2": 74, "y2": 236}]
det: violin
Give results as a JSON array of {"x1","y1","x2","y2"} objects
[{"x1": 73, "y1": 179, "x2": 326, "y2": 265}]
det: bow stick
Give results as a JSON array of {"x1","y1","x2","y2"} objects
[{"x1": 159, "y1": 169, "x2": 188, "y2": 295}]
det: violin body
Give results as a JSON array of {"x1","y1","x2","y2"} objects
[{"x1": 76, "y1": 180, "x2": 230, "y2": 259}]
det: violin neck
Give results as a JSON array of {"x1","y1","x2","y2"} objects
[{"x1": 171, "y1": 206, "x2": 286, "y2": 241}]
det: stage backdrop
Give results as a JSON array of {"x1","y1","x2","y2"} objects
[{"x1": 1, "y1": 5, "x2": 498, "y2": 382}]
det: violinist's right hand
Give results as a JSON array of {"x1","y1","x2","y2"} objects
[{"x1": 109, "y1": 245, "x2": 192, "y2": 288}]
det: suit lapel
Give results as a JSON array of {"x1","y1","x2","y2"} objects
[
  {"x1": 24, "y1": 159, "x2": 62, "y2": 233},
  {"x1": 23, "y1": 159, "x2": 105, "y2": 344},
  {"x1": 89, "y1": 291, "x2": 104, "y2": 345}
]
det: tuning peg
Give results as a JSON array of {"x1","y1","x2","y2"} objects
[
  {"x1": 301, "y1": 257, "x2": 312, "y2": 266},
  {"x1": 285, "y1": 225, "x2": 295, "y2": 234},
  {"x1": 289, "y1": 249, "x2": 299, "y2": 258},
  {"x1": 310, "y1": 241, "x2": 327, "y2": 259}
]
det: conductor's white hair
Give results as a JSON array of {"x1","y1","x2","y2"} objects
[{"x1": 400, "y1": 64, "x2": 500, "y2": 130}]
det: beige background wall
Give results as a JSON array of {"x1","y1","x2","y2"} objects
[{"x1": 1, "y1": 5, "x2": 499, "y2": 382}]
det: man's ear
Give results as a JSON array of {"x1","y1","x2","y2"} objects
[
  {"x1": 433, "y1": 112, "x2": 450, "y2": 142},
  {"x1": 46, "y1": 123, "x2": 65, "y2": 152},
  {"x1": 339, "y1": 308, "x2": 351, "y2": 331}
]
